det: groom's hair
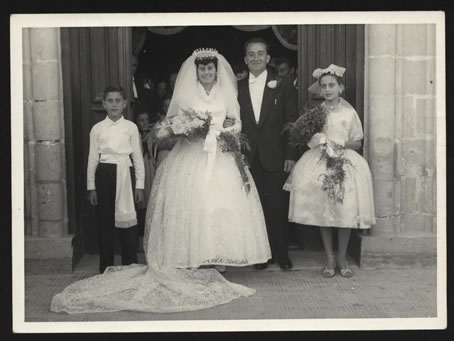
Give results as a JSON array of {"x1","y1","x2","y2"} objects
[{"x1": 243, "y1": 37, "x2": 270, "y2": 55}]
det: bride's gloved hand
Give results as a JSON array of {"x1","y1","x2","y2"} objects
[
  {"x1": 307, "y1": 132, "x2": 327, "y2": 149},
  {"x1": 223, "y1": 118, "x2": 235, "y2": 128}
]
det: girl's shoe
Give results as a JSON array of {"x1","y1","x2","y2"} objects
[
  {"x1": 336, "y1": 258, "x2": 353, "y2": 278},
  {"x1": 322, "y1": 267, "x2": 336, "y2": 278},
  {"x1": 322, "y1": 257, "x2": 336, "y2": 278},
  {"x1": 338, "y1": 266, "x2": 353, "y2": 278}
]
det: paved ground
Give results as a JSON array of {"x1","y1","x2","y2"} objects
[{"x1": 23, "y1": 250, "x2": 437, "y2": 323}]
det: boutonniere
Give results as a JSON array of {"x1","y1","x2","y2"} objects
[
  {"x1": 267, "y1": 80, "x2": 278, "y2": 89},
  {"x1": 144, "y1": 83, "x2": 151, "y2": 90}
]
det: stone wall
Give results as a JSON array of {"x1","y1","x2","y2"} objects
[
  {"x1": 357, "y1": 24, "x2": 437, "y2": 267},
  {"x1": 23, "y1": 27, "x2": 73, "y2": 273}
]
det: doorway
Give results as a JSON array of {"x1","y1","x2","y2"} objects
[{"x1": 62, "y1": 24, "x2": 364, "y2": 265}]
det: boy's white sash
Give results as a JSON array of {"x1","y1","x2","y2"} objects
[{"x1": 101, "y1": 154, "x2": 137, "y2": 228}]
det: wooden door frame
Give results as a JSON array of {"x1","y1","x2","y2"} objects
[
  {"x1": 297, "y1": 25, "x2": 365, "y2": 120},
  {"x1": 61, "y1": 27, "x2": 83, "y2": 266},
  {"x1": 119, "y1": 27, "x2": 133, "y2": 120},
  {"x1": 295, "y1": 24, "x2": 366, "y2": 255},
  {"x1": 61, "y1": 27, "x2": 133, "y2": 262}
]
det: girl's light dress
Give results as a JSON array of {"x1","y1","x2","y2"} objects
[{"x1": 284, "y1": 98, "x2": 376, "y2": 229}]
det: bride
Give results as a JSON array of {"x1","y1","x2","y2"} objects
[{"x1": 51, "y1": 48, "x2": 271, "y2": 314}]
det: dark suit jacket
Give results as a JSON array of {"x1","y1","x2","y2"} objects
[
  {"x1": 238, "y1": 71, "x2": 299, "y2": 171},
  {"x1": 134, "y1": 75, "x2": 160, "y2": 122}
]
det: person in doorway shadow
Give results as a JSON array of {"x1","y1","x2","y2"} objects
[{"x1": 132, "y1": 56, "x2": 160, "y2": 122}]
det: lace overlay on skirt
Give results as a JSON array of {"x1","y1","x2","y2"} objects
[{"x1": 51, "y1": 140, "x2": 271, "y2": 314}]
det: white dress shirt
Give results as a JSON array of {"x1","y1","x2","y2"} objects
[
  {"x1": 132, "y1": 76, "x2": 138, "y2": 99},
  {"x1": 248, "y1": 70, "x2": 268, "y2": 124},
  {"x1": 87, "y1": 115, "x2": 145, "y2": 190}
]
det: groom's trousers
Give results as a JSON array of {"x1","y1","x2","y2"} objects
[
  {"x1": 250, "y1": 153, "x2": 290, "y2": 263},
  {"x1": 95, "y1": 163, "x2": 139, "y2": 273}
]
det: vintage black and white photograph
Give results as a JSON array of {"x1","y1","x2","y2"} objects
[{"x1": 11, "y1": 12, "x2": 446, "y2": 332}]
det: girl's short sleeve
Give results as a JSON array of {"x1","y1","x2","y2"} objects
[{"x1": 349, "y1": 110, "x2": 364, "y2": 142}]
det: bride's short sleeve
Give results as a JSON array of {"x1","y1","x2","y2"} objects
[{"x1": 349, "y1": 110, "x2": 364, "y2": 142}]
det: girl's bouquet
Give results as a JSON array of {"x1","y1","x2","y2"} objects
[
  {"x1": 285, "y1": 104, "x2": 327, "y2": 150},
  {"x1": 283, "y1": 104, "x2": 351, "y2": 204}
]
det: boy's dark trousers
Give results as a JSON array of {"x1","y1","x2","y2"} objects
[{"x1": 95, "y1": 163, "x2": 138, "y2": 273}]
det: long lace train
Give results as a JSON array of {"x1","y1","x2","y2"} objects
[
  {"x1": 51, "y1": 264, "x2": 255, "y2": 314},
  {"x1": 51, "y1": 140, "x2": 270, "y2": 314}
]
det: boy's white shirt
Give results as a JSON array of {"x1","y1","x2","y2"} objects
[
  {"x1": 87, "y1": 115, "x2": 145, "y2": 228},
  {"x1": 87, "y1": 115, "x2": 145, "y2": 190}
]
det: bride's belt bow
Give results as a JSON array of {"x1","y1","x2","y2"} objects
[{"x1": 203, "y1": 126, "x2": 221, "y2": 181}]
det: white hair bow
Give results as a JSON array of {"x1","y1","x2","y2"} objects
[{"x1": 312, "y1": 64, "x2": 346, "y2": 79}]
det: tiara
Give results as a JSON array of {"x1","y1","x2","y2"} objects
[
  {"x1": 192, "y1": 48, "x2": 219, "y2": 59},
  {"x1": 312, "y1": 64, "x2": 346, "y2": 79}
]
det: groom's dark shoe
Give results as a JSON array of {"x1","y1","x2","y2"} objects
[
  {"x1": 254, "y1": 262, "x2": 268, "y2": 270},
  {"x1": 278, "y1": 259, "x2": 293, "y2": 270}
]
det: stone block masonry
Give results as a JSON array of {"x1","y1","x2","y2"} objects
[
  {"x1": 23, "y1": 27, "x2": 73, "y2": 272},
  {"x1": 360, "y1": 24, "x2": 437, "y2": 266}
]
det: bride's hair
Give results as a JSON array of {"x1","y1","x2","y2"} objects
[{"x1": 194, "y1": 55, "x2": 218, "y2": 69}]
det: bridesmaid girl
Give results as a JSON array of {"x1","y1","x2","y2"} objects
[{"x1": 284, "y1": 64, "x2": 376, "y2": 278}]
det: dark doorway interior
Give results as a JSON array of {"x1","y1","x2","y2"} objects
[{"x1": 136, "y1": 25, "x2": 297, "y2": 83}]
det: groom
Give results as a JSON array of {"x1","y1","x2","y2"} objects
[{"x1": 237, "y1": 38, "x2": 299, "y2": 270}]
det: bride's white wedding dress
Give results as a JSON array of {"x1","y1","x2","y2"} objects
[{"x1": 50, "y1": 82, "x2": 271, "y2": 314}]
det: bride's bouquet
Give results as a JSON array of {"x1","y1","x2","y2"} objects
[
  {"x1": 150, "y1": 109, "x2": 252, "y2": 193},
  {"x1": 150, "y1": 109, "x2": 212, "y2": 148},
  {"x1": 283, "y1": 104, "x2": 352, "y2": 204}
]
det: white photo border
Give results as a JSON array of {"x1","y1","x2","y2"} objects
[{"x1": 11, "y1": 11, "x2": 446, "y2": 333}]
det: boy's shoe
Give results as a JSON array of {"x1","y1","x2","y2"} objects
[{"x1": 214, "y1": 265, "x2": 226, "y2": 273}]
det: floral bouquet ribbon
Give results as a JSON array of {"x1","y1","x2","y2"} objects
[{"x1": 203, "y1": 126, "x2": 221, "y2": 182}]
